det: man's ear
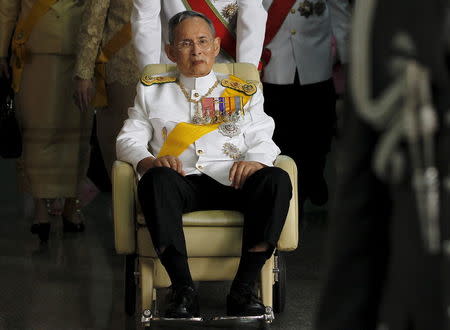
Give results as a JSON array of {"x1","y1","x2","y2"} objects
[
  {"x1": 213, "y1": 37, "x2": 221, "y2": 57},
  {"x1": 165, "y1": 44, "x2": 177, "y2": 63}
]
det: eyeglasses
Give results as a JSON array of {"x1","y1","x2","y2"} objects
[{"x1": 175, "y1": 38, "x2": 214, "y2": 51}]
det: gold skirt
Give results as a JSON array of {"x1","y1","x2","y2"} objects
[{"x1": 15, "y1": 54, "x2": 93, "y2": 198}]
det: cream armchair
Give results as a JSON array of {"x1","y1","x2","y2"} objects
[{"x1": 112, "y1": 63, "x2": 299, "y2": 320}]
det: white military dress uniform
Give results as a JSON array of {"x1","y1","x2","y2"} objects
[
  {"x1": 262, "y1": 0, "x2": 351, "y2": 85},
  {"x1": 261, "y1": 0, "x2": 351, "y2": 205},
  {"x1": 131, "y1": 0, "x2": 267, "y2": 68},
  {"x1": 116, "y1": 70, "x2": 280, "y2": 186}
]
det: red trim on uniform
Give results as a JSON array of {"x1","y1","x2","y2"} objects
[
  {"x1": 262, "y1": 0, "x2": 296, "y2": 66},
  {"x1": 186, "y1": 0, "x2": 237, "y2": 60}
]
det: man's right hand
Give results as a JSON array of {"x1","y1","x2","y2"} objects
[
  {"x1": 73, "y1": 77, "x2": 95, "y2": 111},
  {"x1": 137, "y1": 156, "x2": 185, "y2": 176},
  {"x1": 0, "y1": 58, "x2": 10, "y2": 80}
]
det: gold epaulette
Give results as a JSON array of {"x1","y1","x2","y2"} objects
[
  {"x1": 221, "y1": 75, "x2": 257, "y2": 96},
  {"x1": 141, "y1": 75, "x2": 177, "y2": 86}
]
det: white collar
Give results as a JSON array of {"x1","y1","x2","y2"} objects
[{"x1": 179, "y1": 70, "x2": 218, "y2": 92}]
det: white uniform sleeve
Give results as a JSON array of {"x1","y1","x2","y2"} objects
[
  {"x1": 243, "y1": 90, "x2": 280, "y2": 166},
  {"x1": 131, "y1": 0, "x2": 162, "y2": 69},
  {"x1": 328, "y1": 0, "x2": 351, "y2": 64},
  {"x1": 116, "y1": 83, "x2": 155, "y2": 172},
  {"x1": 236, "y1": 0, "x2": 267, "y2": 67}
]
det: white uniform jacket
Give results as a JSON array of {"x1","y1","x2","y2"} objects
[
  {"x1": 262, "y1": 0, "x2": 351, "y2": 85},
  {"x1": 116, "y1": 70, "x2": 280, "y2": 186},
  {"x1": 131, "y1": 0, "x2": 267, "y2": 69}
]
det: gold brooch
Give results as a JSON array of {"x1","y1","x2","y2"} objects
[
  {"x1": 221, "y1": 2, "x2": 239, "y2": 21},
  {"x1": 222, "y1": 143, "x2": 242, "y2": 160},
  {"x1": 298, "y1": 0, "x2": 314, "y2": 18},
  {"x1": 219, "y1": 122, "x2": 240, "y2": 138}
]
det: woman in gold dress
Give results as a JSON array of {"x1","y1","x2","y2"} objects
[{"x1": 0, "y1": 0, "x2": 93, "y2": 242}]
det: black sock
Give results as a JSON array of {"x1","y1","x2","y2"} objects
[
  {"x1": 159, "y1": 245, "x2": 194, "y2": 289},
  {"x1": 231, "y1": 251, "x2": 268, "y2": 291}
]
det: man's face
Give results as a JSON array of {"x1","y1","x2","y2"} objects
[{"x1": 166, "y1": 17, "x2": 220, "y2": 77}]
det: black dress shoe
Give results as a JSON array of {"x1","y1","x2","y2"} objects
[
  {"x1": 62, "y1": 216, "x2": 85, "y2": 233},
  {"x1": 164, "y1": 285, "x2": 200, "y2": 318},
  {"x1": 226, "y1": 283, "x2": 266, "y2": 316},
  {"x1": 30, "y1": 223, "x2": 51, "y2": 243}
]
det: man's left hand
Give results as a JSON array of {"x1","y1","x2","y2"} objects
[{"x1": 229, "y1": 161, "x2": 266, "y2": 189}]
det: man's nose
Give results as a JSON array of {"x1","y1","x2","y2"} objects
[{"x1": 191, "y1": 42, "x2": 203, "y2": 55}]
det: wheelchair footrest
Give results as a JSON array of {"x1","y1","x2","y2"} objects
[{"x1": 142, "y1": 307, "x2": 274, "y2": 328}]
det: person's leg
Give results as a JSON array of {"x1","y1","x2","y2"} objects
[
  {"x1": 227, "y1": 167, "x2": 292, "y2": 316},
  {"x1": 264, "y1": 76, "x2": 336, "y2": 206},
  {"x1": 296, "y1": 78, "x2": 336, "y2": 206},
  {"x1": 137, "y1": 167, "x2": 206, "y2": 317},
  {"x1": 263, "y1": 79, "x2": 307, "y2": 210},
  {"x1": 262, "y1": 81, "x2": 300, "y2": 161}
]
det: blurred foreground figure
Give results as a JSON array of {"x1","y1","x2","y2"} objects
[{"x1": 315, "y1": 1, "x2": 450, "y2": 330}]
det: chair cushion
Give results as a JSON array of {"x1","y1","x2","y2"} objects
[
  {"x1": 138, "y1": 226, "x2": 243, "y2": 257},
  {"x1": 137, "y1": 210, "x2": 244, "y2": 227}
]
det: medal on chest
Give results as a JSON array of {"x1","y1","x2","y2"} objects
[
  {"x1": 298, "y1": 0, "x2": 326, "y2": 17},
  {"x1": 222, "y1": 142, "x2": 242, "y2": 160},
  {"x1": 219, "y1": 122, "x2": 241, "y2": 138},
  {"x1": 298, "y1": 0, "x2": 314, "y2": 17},
  {"x1": 176, "y1": 78, "x2": 250, "y2": 138},
  {"x1": 221, "y1": 2, "x2": 239, "y2": 21},
  {"x1": 198, "y1": 96, "x2": 244, "y2": 126}
]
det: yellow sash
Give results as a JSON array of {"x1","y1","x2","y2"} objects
[
  {"x1": 11, "y1": 0, "x2": 58, "y2": 92},
  {"x1": 157, "y1": 122, "x2": 220, "y2": 157},
  {"x1": 156, "y1": 76, "x2": 253, "y2": 157},
  {"x1": 93, "y1": 23, "x2": 132, "y2": 108}
]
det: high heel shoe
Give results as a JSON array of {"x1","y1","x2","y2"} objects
[
  {"x1": 62, "y1": 216, "x2": 85, "y2": 232},
  {"x1": 30, "y1": 223, "x2": 51, "y2": 243},
  {"x1": 31, "y1": 198, "x2": 52, "y2": 242},
  {"x1": 62, "y1": 199, "x2": 85, "y2": 233}
]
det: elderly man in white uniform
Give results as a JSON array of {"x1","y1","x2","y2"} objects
[
  {"x1": 116, "y1": 11, "x2": 292, "y2": 318},
  {"x1": 262, "y1": 0, "x2": 351, "y2": 206},
  {"x1": 131, "y1": 0, "x2": 267, "y2": 68}
]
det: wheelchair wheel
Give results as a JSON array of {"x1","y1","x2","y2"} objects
[
  {"x1": 272, "y1": 250, "x2": 286, "y2": 314},
  {"x1": 124, "y1": 254, "x2": 137, "y2": 316}
]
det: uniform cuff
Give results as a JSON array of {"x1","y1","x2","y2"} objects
[
  {"x1": 126, "y1": 149, "x2": 154, "y2": 174},
  {"x1": 244, "y1": 153, "x2": 275, "y2": 167}
]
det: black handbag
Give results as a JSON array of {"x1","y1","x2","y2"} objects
[{"x1": 0, "y1": 77, "x2": 22, "y2": 158}]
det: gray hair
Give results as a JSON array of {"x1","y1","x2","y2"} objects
[{"x1": 168, "y1": 10, "x2": 216, "y2": 44}]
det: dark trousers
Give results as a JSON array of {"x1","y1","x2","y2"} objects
[
  {"x1": 137, "y1": 166, "x2": 292, "y2": 257},
  {"x1": 263, "y1": 76, "x2": 336, "y2": 200}
]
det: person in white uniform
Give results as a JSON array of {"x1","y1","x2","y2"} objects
[
  {"x1": 116, "y1": 11, "x2": 292, "y2": 318},
  {"x1": 262, "y1": 0, "x2": 351, "y2": 206},
  {"x1": 131, "y1": 0, "x2": 267, "y2": 68}
]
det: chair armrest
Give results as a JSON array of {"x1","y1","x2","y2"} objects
[
  {"x1": 112, "y1": 160, "x2": 136, "y2": 254},
  {"x1": 274, "y1": 155, "x2": 299, "y2": 251}
]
